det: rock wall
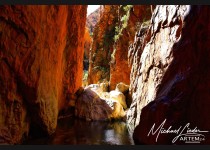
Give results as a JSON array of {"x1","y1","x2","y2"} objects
[
  {"x1": 110, "y1": 5, "x2": 151, "y2": 91},
  {"x1": 127, "y1": 5, "x2": 210, "y2": 144},
  {"x1": 0, "y1": 5, "x2": 87, "y2": 144},
  {"x1": 88, "y1": 5, "x2": 118, "y2": 84}
]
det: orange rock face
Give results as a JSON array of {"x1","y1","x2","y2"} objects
[
  {"x1": 127, "y1": 5, "x2": 210, "y2": 144},
  {"x1": 88, "y1": 5, "x2": 119, "y2": 84},
  {"x1": 0, "y1": 5, "x2": 87, "y2": 144},
  {"x1": 110, "y1": 5, "x2": 152, "y2": 91}
]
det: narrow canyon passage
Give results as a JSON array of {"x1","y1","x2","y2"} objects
[{"x1": 0, "y1": 5, "x2": 210, "y2": 145}]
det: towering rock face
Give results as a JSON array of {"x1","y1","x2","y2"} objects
[
  {"x1": 88, "y1": 5, "x2": 118, "y2": 84},
  {"x1": 127, "y1": 5, "x2": 210, "y2": 144},
  {"x1": 0, "y1": 5, "x2": 87, "y2": 144},
  {"x1": 109, "y1": 5, "x2": 151, "y2": 91},
  {"x1": 62, "y1": 5, "x2": 87, "y2": 110},
  {"x1": 88, "y1": 5, "x2": 152, "y2": 90}
]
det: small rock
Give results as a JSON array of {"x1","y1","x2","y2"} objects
[
  {"x1": 109, "y1": 90, "x2": 127, "y2": 109},
  {"x1": 115, "y1": 82, "x2": 129, "y2": 94}
]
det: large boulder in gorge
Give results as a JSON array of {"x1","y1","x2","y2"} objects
[
  {"x1": 127, "y1": 5, "x2": 210, "y2": 144},
  {"x1": 86, "y1": 83, "x2": 128, "y2": 110},
  {"x1": 75, "y1": 88, "x2": 125, "y2": 121},
  {"x1": 0, "y1": 5, "x2": 87, "y2": 144}
]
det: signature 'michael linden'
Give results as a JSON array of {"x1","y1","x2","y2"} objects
[{"x1": 147, "y1": 119, "x2": 209, "y2": 143}]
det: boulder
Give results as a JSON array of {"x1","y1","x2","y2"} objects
[
  {"x1": 110, "y1": 90, "x2": 127, "y2": 109},
  {"x1": 75, "y1": 88, "x2": 125, "y2": 121},
  {"x1": 115, "y1": 82, "x2": 130, "y2": 94}
]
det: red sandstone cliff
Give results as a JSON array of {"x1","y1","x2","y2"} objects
[
  {"x1": 127, "y1": 5, "x2": 210, "y2": 144},
  {"x1": 88, "y1": 5, "x2": 118, "y2": 84},
  {"x1": 0, "y1": 5, "x2": 87, "y2": 144},
  {"x1": 109, "y1": 5, "x2": 151, "y2": 91}
]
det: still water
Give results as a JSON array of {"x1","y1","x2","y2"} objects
[{"x1": 24, "y1": 117, "x2": 134, "y2": 145}]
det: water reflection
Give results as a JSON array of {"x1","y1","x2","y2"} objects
[{"x1": 24, "y1": 117, "x2": 134, "y2": 145}]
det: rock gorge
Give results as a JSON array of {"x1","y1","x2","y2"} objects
[
  {"x1": 88, "y1": 5, "x2": 119, "y2": 84},
  {"x1": 87, "y1": 5, "x2": 152, "y2": 88},
  {"x1": 109, "y1": 5, "x2": 151, "y2": 91},
  {"x1": 0, "y1": 5, "x2": 210, "y2": 145}
]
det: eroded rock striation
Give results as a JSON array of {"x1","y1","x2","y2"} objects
[
  {"x1": 110, "y1": 5, "x2": 152, "y2": 91},
  {"x1": 0, "y1": 5, "x2": 87, "y2": 144},
  {"x1": 127, "y1": 5, "x2": 210, "y2": 144},
  {"x1": 88, "y1": 5, "x2": 119, "y2": 84}
]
